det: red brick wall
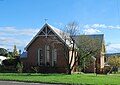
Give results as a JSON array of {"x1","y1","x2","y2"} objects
[{"x1": 26, "y1": 35, "x2": 68, "y2": 73}]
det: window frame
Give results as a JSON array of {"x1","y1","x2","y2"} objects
[
  {"x1": 45, "y1": 45, "x2": 50, "y2": 66},
  {"x1": 38, "y1": 48, "x2": 42, "y2": 65}
]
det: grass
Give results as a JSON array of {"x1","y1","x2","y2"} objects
[{"x1": 0, "y1": 73, "x2": 119, "y2": 85}]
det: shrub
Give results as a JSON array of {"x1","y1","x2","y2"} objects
[
  {"x1": 2, "y1": 58, "x2": 19, "y2": 67},
  {"x1": 16, "y1": 62, "x2": 23, "y2": 73},
  {"x1": 31, "y1": 66, "x2": 39, "y2": 73},
  {"x1": 104, "y1": 66, "x2": 111, "y2": 74},
  {"x1": 2, "y1": 58, "x2": 21, "y2": 72}
]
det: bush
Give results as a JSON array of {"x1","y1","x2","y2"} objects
[
  {"x1": 104, "y1": 66, "x2": 111, "y2": 74},
  {"x1": 0, "y1": 66, "x2": 16, "y2": 73},
  {"x1": 2, "y1": 58, "x2": 19, "y2": 67},
  {"x1": 16, "y1": 62, "x2": 23, "y2": 73},
  {"x1": 1, "y1": 58, "x2": 21, "y2": 73}
]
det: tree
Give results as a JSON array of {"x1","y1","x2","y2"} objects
[
  {"x1": 8, "y1": 52, "x2": 14, "y2": 58},
  {"x1": 0, "y1": 48, "x2": 15, "y2": 58},
  {"x1": 60, "y1": 21, "x2": 80, "y2": 74},
  {"x1": 16, "y1": 62, "x2": 23, "y2": 73},
  {"x1": 13, "y1": 45, "x2": 19, "y2": 58},
  {"x1": 77, "y1": 35, "x2": 101, "y2": 74},
  {"x1": 0, "y1": 48, "x2": 8, "y2": 56},
  {"x1": 107, "y1": 55, "x2": 120, "y2": 73}
]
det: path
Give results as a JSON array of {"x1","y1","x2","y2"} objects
[{"x1": 0, "y1": 81, "x2": 64, "y2": 85}]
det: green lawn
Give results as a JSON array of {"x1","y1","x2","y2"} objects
[{"x1": 0, "y1": 73, "x2": 120, "y2": 85}]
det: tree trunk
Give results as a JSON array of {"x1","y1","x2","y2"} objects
[
  {"x1": 66, "y1": 64, "x2": 72, "y2": 75},
  {"x1": 67, "y1": 67, "x2": 71, "y2": 75},
  {"x1": 95, "y1": 60, "x2": 98, "y2": 76}
]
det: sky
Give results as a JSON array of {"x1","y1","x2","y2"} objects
[{"x1": 0, "y1": 0, "x2": 120, "y2": 53}]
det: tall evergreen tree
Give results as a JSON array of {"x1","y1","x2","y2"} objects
[{"x1": 13, "y1": 45, "x2": 19, "y2": 58}]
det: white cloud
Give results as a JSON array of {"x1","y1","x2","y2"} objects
[
  {"x1": 0, "y1": 32, "x2": 6, "y2": 36},
  {"x1": 83, "y1": 24, "x2": 90, "y2": 29},
  {"x1": 83, "y1": 28, "x2": 102, "y2": 34},
  {"x1": 0, "y1": 27, "x2": 39, "y2": 36},
  {"x1": 0, "y1": 27, "x2": 39, "y2": 51},
  {"x1": 0, "y1": 27, "x2": 16, "y2": 31},
  {"x1": 0, "y1": 37, "x2": 27, "y2": 46},
  {"x1": 83, "y1": 24, "x2": 120, "y2": 29},
  {"x1": 92, "y1": 24, "x2": 106, "y2": 28},
  {"x1": 0, "y1": 37, "x2": 28, "y2": 51},
  {"x1": 106, "y1": 44, "x2": 120, "y2": 53}
]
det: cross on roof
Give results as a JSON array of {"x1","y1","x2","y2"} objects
[{"x1": 45, "y1": 19, "x2": 48, "y2": 23}]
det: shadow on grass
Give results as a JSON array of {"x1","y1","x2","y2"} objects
[
  {"x1": 63, "y1": 84, "x2": 95, "y2": 85},
  {"x1": 0, "y1": 73, "x2": 70, "y2": 77}
]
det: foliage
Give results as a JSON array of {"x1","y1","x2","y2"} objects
[
  {"x1": 107, "y1": 56, "x2": 120, "y2": 73},
  {"x1": 2, "y1": 57, "x2": 21, "y2": 72},
  {"x1": 0, "y1": 48, "x2": 13, "y2": 58},
  {"x1": 0, "y1": 48, "x2": 8, "y2": 56},
  {"x1": 0, "y1": 66, "x2": 16, "y2": 73},
  {"x1": 8, "y1": 52, "x2": 14, "y2": 58},
  {"x1": 0, "y1": 73, "x2": 120, "y2": 85},
  {"x1": 31, "y1": 66, "x2": 39, "y2": 73},
  {"x1": 2, "y1": 58, "x2": 18, "y2": 67},
  {"x1": 107, "y1": 56, "x2": 120, "y2": 68},
  {"x1": 16, "y1": 62, "x2": 23, "y2": 73},
  {"x1": 104, "y1": 66, "x2": 111, "y2": 74},
  {"x1": 13, "y1": 45, "x2": 19, "y2": 58},
  {"x1": 77, "y1": 36, "x2": 101, "y2": 57},
  {"x1": 77, "y1": 36, "x2": 101, "y2": 72}
]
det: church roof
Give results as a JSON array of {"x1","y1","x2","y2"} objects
[
  {"x1": 72, "y1": 34, "x2": 104, "y2": 51},
  {"x1": 25, "y1": 23, "x2": 72, "y2": 50},
  {"x1": 72, "y1": 34, "x2": 104, "y2": 44},
  {"x1": 25, "y1": 23, "x2": 104, "y2": 51}
]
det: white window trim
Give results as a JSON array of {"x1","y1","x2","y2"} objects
[{"x1": 52, "y1": 48, "x2": 57, "y2": 67}]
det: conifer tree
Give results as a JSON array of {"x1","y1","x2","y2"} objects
[{"x1": 13, "y1": 45, "x2": 19, "y2": 58}]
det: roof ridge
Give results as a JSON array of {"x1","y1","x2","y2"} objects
[
  {"x1": 25, "y1": 23, "x2": 73, "y2": 50},
  {"x1": 80, "y1": 34, "x2": 104, "y2": 36}
]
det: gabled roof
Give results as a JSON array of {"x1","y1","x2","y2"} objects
[
  {"x1": 25, "y1": 23, "x2": 72, "y2": 50},
  {"x1": 48, "y1": 24, "x2": 71, "y2": 43},
  {"x1": 84, "y1": 34, "x2": 104, "y2": 50},
  {"x1": 72, "y1": 34, "x2": 104, "y2": 43},
  {"x1": 72, "y1": 34, "x2": 104, "y2": 51},
  {"x1": 25, "y1": 23, "x2": 104, "y2": 51},
  {"x1": 84, "y1": 34, "x2": 104, "y2": 48}
]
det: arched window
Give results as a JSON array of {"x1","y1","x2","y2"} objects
[
  {"x1": 38, "y1": 48, "x2": 42, "y2": 65},
  {"x1": 52, "y1": 49, "x2": 57, "y2": 66},
  {"x1": 45, "y1": 45, "x2": 50, "y2": 65}
]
